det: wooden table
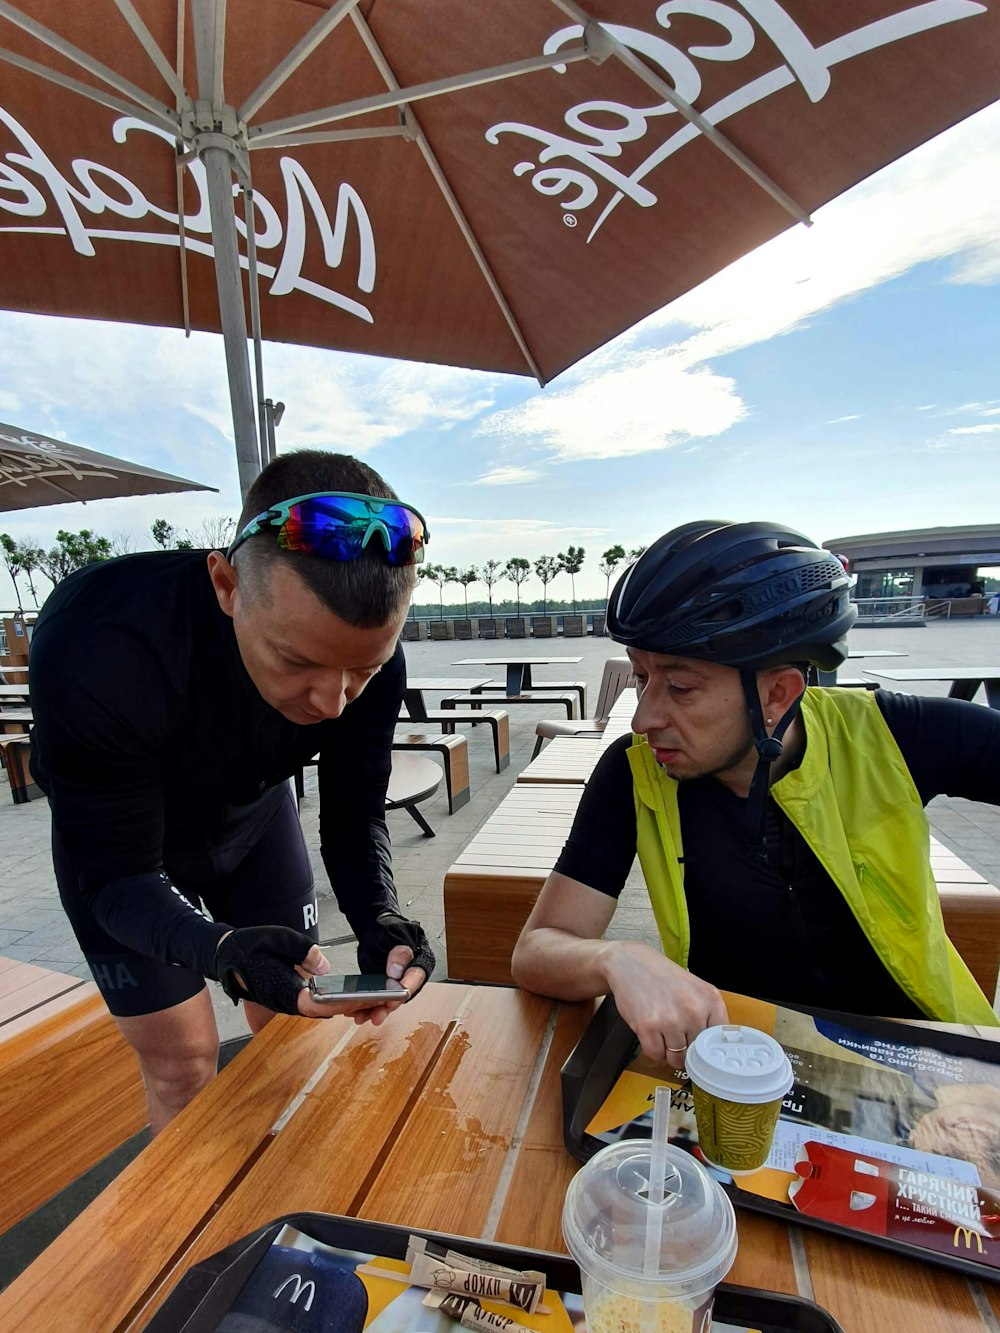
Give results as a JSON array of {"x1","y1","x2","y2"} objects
[
  {"x1": 452, "y1": 656, "x2": 583, "y2": 697},
  {"x1": 404, "y1": 677, "x2": 492, "y2": 722},
  {"x1": 0, "y1": 982, "x2": 995, "y2": 1332},
  {"x1": 862, "y1": 666, "x2": 1000, "y2": 708}
]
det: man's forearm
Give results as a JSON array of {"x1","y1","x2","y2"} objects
[
  {"x1": 89, "y1": 871, "x2": 229, "y2": 977},
  {"x1": 511, "y1": 927, "x2": 620, "y2": 1000},
  {"x1": 320, "y1": 818, "x2": 399, "y2": 938}
]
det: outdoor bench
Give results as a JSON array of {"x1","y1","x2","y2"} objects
[
  {"x1": 402, "y1": 704, "x2": 510, "y2": 773},
  {"x1": 441, "y1": 690, "x2": 579, "y2": 720},
  {"x1": 0, "y1": 958, "x2": 147, "y2": 1236},
  {"x1": 445, "y1": 803, "x2": 1000, "y2": 999},
  {"x1": 392, "y1": 730, "x2": 470, "y2": 812}
]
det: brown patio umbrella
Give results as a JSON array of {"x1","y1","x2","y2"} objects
[
  {"x1": 0, "y1": 1, "x2": 996, "y2": 495},
  {"x1": 0, "y1": 421, "x2": 216, "y2": 511}
]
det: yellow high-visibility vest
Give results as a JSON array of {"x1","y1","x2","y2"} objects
[{"x1": 627, "y1": 687, "x2": 997, "y2": 1025}]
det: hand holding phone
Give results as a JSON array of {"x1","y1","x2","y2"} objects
[{"x1": 308, "y1": 973, "x2": 410, "y2": 1007}]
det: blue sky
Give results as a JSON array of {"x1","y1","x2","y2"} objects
[{"x1": 1, "y1": 98, "x2": 999, "y2": 606}]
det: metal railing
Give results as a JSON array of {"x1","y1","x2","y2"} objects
[{"x1": 852, "y1": 596, "x2": 926, "y2": 625}]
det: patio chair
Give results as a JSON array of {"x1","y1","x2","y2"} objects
[{"x1": 531, "y1": 656, "x2": 634, "y2": 758}]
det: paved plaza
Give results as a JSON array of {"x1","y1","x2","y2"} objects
[{"x1": 2, "y1": 617, "x2": 998, "y2": 1038}]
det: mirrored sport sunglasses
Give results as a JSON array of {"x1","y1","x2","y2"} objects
[{"x1": 226, "y1": 491, "x2": 429, "y2": 566}]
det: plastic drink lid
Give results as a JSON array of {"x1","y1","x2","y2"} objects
[
  {"x1": 685, "y1": 1025, "x2": 793, "y2": 1103},
  {"x1": 562, "y1": 1142, "x2": 737, "y2": 1301}
]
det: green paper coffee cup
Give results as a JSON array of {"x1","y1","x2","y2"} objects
[{"x1": 685, "y1": 1025, "x2": 793, "y2": 1176}]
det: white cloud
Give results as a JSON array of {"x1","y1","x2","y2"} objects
[
  {"x1": 475, "y1": 102, "x2": 1000, "y2": 465},
  {"x1": 473, "y1": 466, "x2": 544, "y2": 485},
  {"x1": 916, "y1": 405, "x2": 937, "y2": 411},
  {"x1": 827, "y1": 414, "x2": 861, "y2": 425},
  {"x1": 480, "y1": 354, "x2": 745, "y2": 460},
  {"x1": 948, "y1": 423, "x2": 1000, "y2": 435}
]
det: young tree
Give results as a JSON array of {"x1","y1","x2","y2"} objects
[
  {"x1": 150, "y1": 518, "x2": 194, "y2": 551},
  {"x1": 108, "y1": 531, "x2": 137, "y2": 557},
  {"x1": 0, "y1": 533, "x2": 24, "y2": 610},
  {"x1": 504, "y1": 556, "x2": 531, "y2": 616},
  {"x1": 453, "y1": 566, "x2": 479, "y2": 617},
  {"x1": 558, "y1": 545, "x2": 586, "y2": 612},
  {"x1": 189, "y1": 516, "x2": 237, "y2": 550},
  {"x1": 628, "y1": 545, "x2": 647, "y2": 561},
  {"x1": 38, "y1": 530, "x2": 112, "y2": 585},
  {"x1": 533, "y1": 554, "x2": 563, "y2": 615},
  {"x1": 598, "y1": 543, "x2": 626, "y2": 604},
  {"x1": 418, "y1": 564, "x2": 456, "y2": 618},
  {"x1": 480, "y1": 558, "x2": 503, "y2": 617},
  {"x1": 150, "y1": 518, "x2": 176, "y2": 549},
  {"x1": 13, "y1": 540, "x2": 45, "y2": 606}
]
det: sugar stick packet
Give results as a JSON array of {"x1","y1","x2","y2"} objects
[
  {"x1": 423, "y1": 1288, "x2": 535, "y2": 1333},
  {"x1": 406, "y1": 1236, "x2": 546, "y2": 1314}
]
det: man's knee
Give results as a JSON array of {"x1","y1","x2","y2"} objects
[{"x1": 138, "y1": 1045, "x2": 219, "y2": 1112}]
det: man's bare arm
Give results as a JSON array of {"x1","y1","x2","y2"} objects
[{"x1": 512, "y1": 872, "x2": 728, "y2": 1061}]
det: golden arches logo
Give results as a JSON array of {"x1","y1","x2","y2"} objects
[{"x1": 953, "y1": 1227, "x2": 984, "y2": 1253}]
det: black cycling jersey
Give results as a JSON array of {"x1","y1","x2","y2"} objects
[
  {"x1": 554, "y1": 690, "x2": 1000, "y2": 1017},
  {"x1": 29, "y1": 550, "x2": 405, "y2": 984}
]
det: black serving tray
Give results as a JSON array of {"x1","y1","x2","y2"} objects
[
  {"x1": 147, "y1": 1212, "x2": 844, "y2": 1333},
  {"x1": 561, "y1": 996, "x2": 1000, "y2": 1284}
]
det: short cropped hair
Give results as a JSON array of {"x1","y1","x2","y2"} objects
[{"x1": 232, "y1": 450, "x2": 416, "y2": 628}]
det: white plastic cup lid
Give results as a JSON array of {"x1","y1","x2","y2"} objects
[
  {"x1": 685, "y1": 1025, "x2": 793, "y2": 1104},
  {"x1": 562, "y1": 1141, "x2": 737, "y2": 1301}
]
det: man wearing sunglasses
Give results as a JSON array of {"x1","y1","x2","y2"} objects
[{"x1": 30, "y1": 450, "x2": 435, "y2": 1132}]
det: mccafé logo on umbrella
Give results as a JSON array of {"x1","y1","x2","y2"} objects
[
  {"x1": 0, "y1": 107, "x2": 377, "y2": 323},
  {"x1": 485, "y1": 0, "x2": 987, "y2": 242}
]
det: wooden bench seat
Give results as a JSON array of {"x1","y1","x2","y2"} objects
[
  {"x1": 474, "y1": 678, "x2": 588, "y2": 715},
  {"x1": 0, "y1": 732, "x2": 38, "y2": 804},
  {"x1": 0, "y1": 958, "x2": 147, "y2": 1235},
  {"x1": 393, "y1": 731, "x2": 470, "y2": 812},
  {"x1": 442, "y1": 690, "x2": 579, "y2": 720},
  {"x1": 445, "y1": 809, "x2": 1000, "y2": 1000},
  {"x1": 405, "y1": 706, "x2": 510, "y2": 773}
]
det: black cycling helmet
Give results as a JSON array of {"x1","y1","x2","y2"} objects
[{"x1": 607, "y1": 521, "x2": 856, "y2": 671}]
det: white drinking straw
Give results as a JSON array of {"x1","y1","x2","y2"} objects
[{"x1": 643, "y1": 1085, "x2": 671, "y2": 1276}]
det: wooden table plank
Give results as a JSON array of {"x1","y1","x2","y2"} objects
[
  {"x1": 130, "y1": 985, "x2": 469, "y2": 1330},
  {"x1": 359, "y1": 987, "x2": 552, "y2": 1240},
  {"x1": 804, "y1": 1228, "x2": 990, "y2": 1331},
  {"x1": 0, "y1": 1011, "x2": 357, "y2": 1331},
  {"x1": 495, "y1": 1000, "x2": 595, "y2": 1253}
]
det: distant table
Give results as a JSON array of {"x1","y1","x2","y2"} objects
[
  {"x1": 862, "y1": 666, "x2": 1000, "y2": 708},
  {"x1": 452, "y1": 655, "x2": 582, "y2": 697},
  {"x1": 403, "y1": 676, "x2": 492, "y2": 722},
  {"x1": 817, "y1": 649, "x2": 907, "y2": 685},
  {"x1": 846, "y1": 649, "x2": 907, "y2": 658}
]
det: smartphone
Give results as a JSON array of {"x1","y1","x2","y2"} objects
[{"x1": 308, "y1": 973, "x2": 410, "y2": 1004}]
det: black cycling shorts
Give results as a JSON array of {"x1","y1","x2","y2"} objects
[{"x1": 54, "y1": 783, "x2": 318, "y2": 1018}]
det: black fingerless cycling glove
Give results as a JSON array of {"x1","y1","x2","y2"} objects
[
  {"x1": 357, "y1": 911, "x2": 435, "y2": 982},
  {"x1": 213, "y1": 924, "x2": 316, "y2": 1015}
]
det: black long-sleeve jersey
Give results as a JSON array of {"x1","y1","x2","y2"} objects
[
  {"x1": 554, "y1": 690, "x2": 1000, "y2": 1016},
  {"x1": 29, "y1": 550, "x2": 404, "y2": 975}
]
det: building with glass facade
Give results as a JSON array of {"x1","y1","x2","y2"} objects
[{"x1": 822, "y1": 524, "x2": 1000, "y2": 615}]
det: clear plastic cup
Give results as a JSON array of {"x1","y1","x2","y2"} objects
[
  {"x1": 685, "y1": 1025, "x2": 793, "y2": 1176},
  {"x1": 563, "y1": 1141, "x2": 737, "y2": 1333}
]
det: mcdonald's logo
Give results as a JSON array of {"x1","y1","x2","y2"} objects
[
  {"x1": 953, "y1": 1227, "x2": 984, "y2": 1253},
  {"x1": 274, "y1": 1274, "x2": 316, "y2": 1309}
]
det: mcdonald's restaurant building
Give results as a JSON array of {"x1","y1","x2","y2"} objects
[{"x1": 822, "y1": 524, "x2": 1000, "y2": 614}]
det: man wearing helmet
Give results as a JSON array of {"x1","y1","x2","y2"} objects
[{"x1": 512, "y1": 522, "x2": 998, "y2": 1061}]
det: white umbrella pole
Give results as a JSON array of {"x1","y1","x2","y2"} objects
[{"x1": 201, "y1": 144, "x2": 262, "y2": 500}]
